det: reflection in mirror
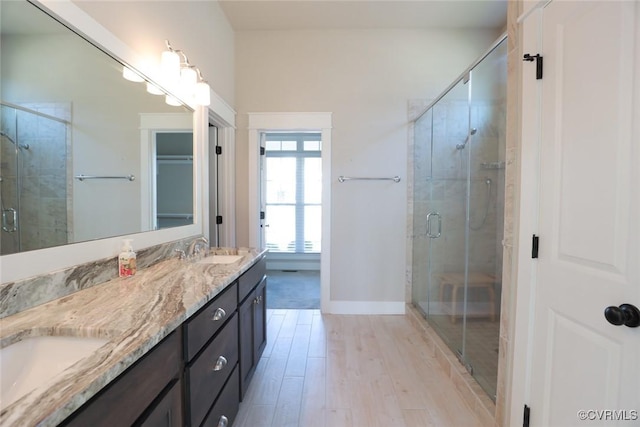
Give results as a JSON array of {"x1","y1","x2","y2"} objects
[
  {"x1": 155, "y1": 132, "x2": 193, "y2": 229},
  {"x1": 0, "y1": 0, "x2": 195, "y2": 255}
]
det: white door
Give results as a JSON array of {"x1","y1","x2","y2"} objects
[{"x1": 528, "y1": 1, "x2": 639, "y2": 425}]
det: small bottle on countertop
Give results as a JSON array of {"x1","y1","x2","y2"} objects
[{"x1": 118, "y1": 239, "x2": 137, "y2": 277}]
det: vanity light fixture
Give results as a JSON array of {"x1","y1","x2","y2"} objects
[
  {"x1": 146, "y1": 82, "x2": 164, "y2": 95},
  {"x1": 122, "y1": 66, "x2": 144, "y2": 83},
  {"x1": 180, "y1": 66, "x2": 198, "y2": 88},
  {"x1": 165, "y1": 95, "x2": 182, "y2": 107},
  {"x1": 121, "y1": 40, "x2": 211, "y2": 107},
  {"x1": 161, "y1": 40, "x2": 211, "y2": 106},
  {"x1": 160, "y1": 46, "x2": 181, "y2": 84},
  {"x1": 194, "y1": 69, "x2": 211, "y2": 107}
]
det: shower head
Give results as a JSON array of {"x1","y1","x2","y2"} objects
[{"x1": 455, "y1": 128, "x2": 478, "y2": 150}]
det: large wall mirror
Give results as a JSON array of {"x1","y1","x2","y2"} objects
[{"x1": 0, "y1": 0, "x2": 195, "y2": 256}]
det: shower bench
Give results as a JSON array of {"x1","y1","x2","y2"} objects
[{"x1": 437, "y1": 272, "x2": 497, "y2": 323}]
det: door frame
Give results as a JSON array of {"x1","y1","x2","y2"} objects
[
  {"x1": 509, "y1": 4, "x2": 545, "y2": 424},
  {"x1": 207, "y1": 112, "x2": 236, "y2": 247},
  {"x1": 139, "y1": 113, "x2": 194, "y2": 231},
  {"x1": 247, "y1": 112, "x2": 332, "y2": 312}
]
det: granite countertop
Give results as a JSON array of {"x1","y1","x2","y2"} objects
[{"x1": 0, "y1": 248, "x2": 267, "y2": 427}]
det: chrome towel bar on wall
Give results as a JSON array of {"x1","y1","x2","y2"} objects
[
  {"x1": 74, "y1": 174, "x2": 136, "y2": 181},
  {"x1": 338, "y1": 175, "x2": 401, "y2": 183}
]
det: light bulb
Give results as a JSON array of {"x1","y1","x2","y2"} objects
[
  {"x1": 146, "y1": 82, "x2": 164, "y2": 95},
  {"x1": 180, "y1": 67, "x2": 197, "y2": 87},
  {"x1": 165, "y1": 95, "x2": 182, "y2": 106},
  {"x1": 160, "y1": 50, "x2": 180, "y2": 83},
  {"x1": 122, "y1": 66, "x2": 144, "y2": 82},
  {"x1": 194, "y1": 81, "x2": 211, "y2": 106}
]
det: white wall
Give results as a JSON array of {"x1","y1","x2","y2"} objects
[
  {"x1": 73, "y1": 0, "x2": 236, "y2": 108},
  {"x1": 235, "y1": 28, "x2": 500, "y2": 305}
]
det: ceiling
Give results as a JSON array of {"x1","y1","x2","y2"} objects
[{"x1": 218, "y1": 0, "x2": 508, "y2": 31}]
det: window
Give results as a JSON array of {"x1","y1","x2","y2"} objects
[{"x1": 264, "y1": 133, "x2": 321, "y2": 253}]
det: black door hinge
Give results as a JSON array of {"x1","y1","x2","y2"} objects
[
  {"x1": 259, "y1": 211, "x2": 265, "y2": 220},
  {"x1": 260, "y1": 146, "x2": 265, "y2": 155},
  {"x1": 523, "y1": 53, "x2": 543, "y2": 79},
  {"x1": 216, "y1": 215, "x2": 223, "y2": 225},
  {"x1": 532, "y1": 235, "x2": 539, "y2": 259},
  {"x1": 523, "y1": 405, "x2": 531, "y2": 427},
  {"x1": 215, "y1": 146, "x2": 222, "y2": 155}
]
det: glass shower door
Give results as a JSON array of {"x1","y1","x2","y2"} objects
[
  {"x1": 411, "y1": 35, "x2": 507, "y2": 403},
  {"x1": 411, "y1": 109, "x2": 432, "y2": 316},
  {"x1": 426, "y1": 79, "x2": 470, "y2": 358},
  {"x1": 464, "y1": 38, "x2": 507, "y2": 400},
  {"x1": 0, "y1": 105, "x2": 20, "y2": 254}
]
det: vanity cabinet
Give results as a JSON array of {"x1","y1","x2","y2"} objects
[
  {"x1": 238, "y1": 256, "x2": 267, "y2": 399},
  {"x1": 60, "y1": 256, "x2": 267, "y2": 427},
  {"x1": 61, "y1": 330, "x2": 182, "y2": 427},
  {"x1": 183, "y1": 281, "x2": 240, "y2": 427}
]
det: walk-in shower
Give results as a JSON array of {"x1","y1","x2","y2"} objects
[
  {"x1": 410, "y1": 35, "x2": 507, "y2": 400},
  {"x1": 0, "y1": 103, "x2": 70, "y2": 254}
]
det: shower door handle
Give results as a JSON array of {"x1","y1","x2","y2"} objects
[
  {"x1": 426, "y1": 212, "x2": 442, "y2": 238},
  {"x1": 2, "y1": 208, "x2": 17, "y2": 233}
]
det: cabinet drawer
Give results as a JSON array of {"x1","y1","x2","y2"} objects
[
  {"x1": 238, "y1": 256, "x2": 266, "y2": 303},
  {"x1": 63, "y1": 330, "x2": 181, "y2": 427},
  {"x1": 185, "y1": 282, "x2": 237, "y2": 361},
  {"x1": 201, "y1": 365, "x2": 240, "y2": 427},
  {"x1": 187, "y1": 313, "x2": 239, "y2": 427}
]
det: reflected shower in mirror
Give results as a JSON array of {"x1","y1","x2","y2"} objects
[{"x1": 0, "y1": 0, "x2": 195, "y2": 255}]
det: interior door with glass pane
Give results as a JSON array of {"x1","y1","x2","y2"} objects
[{"x1": 263, "y1": 133, "x2": 321, "y2": 254}]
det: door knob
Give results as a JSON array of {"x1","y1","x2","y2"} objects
[{"x1": 604, "y1": 303, "x2": 640, "y2": 328}]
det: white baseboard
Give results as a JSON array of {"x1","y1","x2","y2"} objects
[
  {"x1": 323, "y1": 301, "x2": 406, "y2": 315},
  {"x1": 267, "y1": 261, "x2": 320, "y2": 271},
  {"x1": 266, "y1": 252, "x2": 321, "y2": 271}
]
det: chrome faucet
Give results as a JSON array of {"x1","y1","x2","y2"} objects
[{"x1": 187, "y1": 236, "x2": 209, "y2": 257}]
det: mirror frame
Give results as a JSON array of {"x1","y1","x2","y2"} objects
[{"x1": 0, "y1": 0, "x2": 221, "y2": 283}]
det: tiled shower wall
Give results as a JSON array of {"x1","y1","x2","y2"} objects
[
  {"x1": 0, "y1": 103, "x2": 71, "y2": 254},
  {"x1": 410, "y1": 97, "x2": 506, "y2": 313}
]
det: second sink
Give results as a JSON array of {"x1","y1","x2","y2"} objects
[{"x1": 197, "y1": 255, "x2": 244, "y2": 265}]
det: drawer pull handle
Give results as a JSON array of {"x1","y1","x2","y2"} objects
[
  {"x1": 212, "y1": 307, "x2": 226, "y2": 321},
  {"x1": 217, "y1": 415, "x2": 229, "y2": 427},
  {"x1": 213, "y1": 355, "x2": 228, "y2": 371}
]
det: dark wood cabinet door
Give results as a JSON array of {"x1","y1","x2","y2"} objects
[
  {"x1": 253, "y1": 276, "x2": 267, "y2": 363},
  {"x1": 62, "y1": 331, "x2": 182, "y2": 427},
  {"x1": 238, "y1": 292, "x2": 255, "y2": 399},
  {"x1": 137, "y1": 379, "x2": 182, "y2": 427}
]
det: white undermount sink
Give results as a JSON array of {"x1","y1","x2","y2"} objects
[
  {"x1": 0, "y1": 336, "x2": 108, "y2": 410},
  {"x1": 197, "y1": 254, "x2": 243, "y2": 265}
]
